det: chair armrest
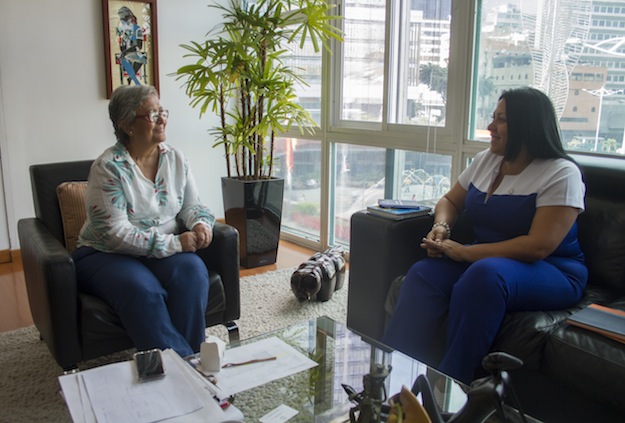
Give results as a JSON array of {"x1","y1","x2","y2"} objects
[
  {"x1": 347, "y1": 211, "x2": 434, "y2": 343},
  {"x1": 17, "y1": 218, "x2": 82, "y2": 368},
  {"x1": 198, "y1": 222, "x2": 240, "y2": 322}
]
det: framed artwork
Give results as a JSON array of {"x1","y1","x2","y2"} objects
[{"x1": 101, "y1": 0, "x2": 160, "y2": 98}]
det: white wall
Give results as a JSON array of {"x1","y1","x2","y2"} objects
[{"x1": 0, "y1": 0, "x2": 225, "y2": 250}]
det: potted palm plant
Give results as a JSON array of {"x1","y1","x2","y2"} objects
[{"x1": 176, "y1": 0, "x2": 342, "y2": 267}]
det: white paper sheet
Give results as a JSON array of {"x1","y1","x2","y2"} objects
[
  {"x1": 59, "y1": 349, "x2": 243, "y2": 423},
  {"x1": 207, "y1": 336, "x2": 318, "y2": 398},
  {"x1": 259, "y1": 404, "x2": 299, "y2": 423},
  {"x1": 79, "y1": 353, "x2": 202, "y2": 423},
  {"x1": 59, "y1": 373, "x2": 95, "y2": 423}
]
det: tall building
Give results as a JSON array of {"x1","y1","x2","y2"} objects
[
  {"x1": 573, "y1": 1, "x2": 625, "y2": 148},
  {"x1": 476, "y1": 1, "x2": 625, "y2": 152}
]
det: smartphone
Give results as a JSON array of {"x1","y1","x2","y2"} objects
[{"x1": 134, "y1": 349, "x2": 166, "y2": 382}]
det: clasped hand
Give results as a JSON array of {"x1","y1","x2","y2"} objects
[
  {"x1": 421, "y1": 227, "x2": 464, "y2": 262},
  {"x1": 180, "y1": 224, "x2": 213, "y2": 252}
]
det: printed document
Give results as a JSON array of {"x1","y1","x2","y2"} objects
[
  {"x1": 59, "y1": 349, "x2": 242, "y2": 423},
  {"x1": 208, "y1": 336, "x2": 318, "y2": 398}
]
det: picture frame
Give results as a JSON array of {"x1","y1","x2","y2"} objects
[{"x1": 101, "y1": 0, "x2": 160, "y2": 98}]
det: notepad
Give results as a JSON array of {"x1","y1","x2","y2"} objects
[
  {"x1": 367, "y1": 205, "x2": 432, "y2": 220},
  {"x1": 378, "y1": 199, "x2": 429, "y2": 209}
]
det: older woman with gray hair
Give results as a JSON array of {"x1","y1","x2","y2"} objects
[{"x1": 72, "y1": 85, "x2": 215, "y2": 357}]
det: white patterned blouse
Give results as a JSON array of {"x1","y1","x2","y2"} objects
[{"x1": 76, "y1": 142, "x2": 215, "y2": 258}]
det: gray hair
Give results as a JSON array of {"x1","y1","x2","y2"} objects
[{"x1": 109, "y1": 85, "x2": 159, "y2": 145}]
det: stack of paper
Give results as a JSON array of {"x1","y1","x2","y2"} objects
[
  {"x1": 59, "y1": 337, "x2": 319, "y2": 422},
  {"x1": 59, "y1": 349, "x2": 243, "y2": 423}
]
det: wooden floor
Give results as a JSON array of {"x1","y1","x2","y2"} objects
[{"x1": 0, "y1": 240, "x2": 315, "y2": 334}]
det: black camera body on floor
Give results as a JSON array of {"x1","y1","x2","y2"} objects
[{"x1": 291, "y1": 246, "x2": 346, "y2": 302}]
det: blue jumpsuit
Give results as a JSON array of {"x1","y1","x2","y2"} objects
[{"x1": 382, "y1": 150, "x2": 588, "y2": 383}]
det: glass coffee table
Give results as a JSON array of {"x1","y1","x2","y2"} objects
[{"x1": 222, "y1": 316, "x2": 537, "y2": 422}]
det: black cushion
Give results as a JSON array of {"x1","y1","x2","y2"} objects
[
  {"x1": 543, "y1": 299, "x2": 625, "y2": 411},
  {"x1": 491, "y1": 285, "x2": 615, "y2": 370},
  {"x1": 577, "y1": 196, "x2": 625, "y2": 296}
]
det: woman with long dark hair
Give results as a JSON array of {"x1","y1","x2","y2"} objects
[{"x1": 383, "y1": 87, "x2": 587, "y2": 384}]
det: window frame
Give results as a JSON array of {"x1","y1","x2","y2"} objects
[
  {"x1": 279, "y1": 0, "x2": 625, "y2": 250},
  {"x1": 278, "y1": 0, "x2": 482, "y2": 249}
]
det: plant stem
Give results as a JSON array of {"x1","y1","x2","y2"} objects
[
  {"x1": 219, "y1": 83, "x2": 231, "y2": 178},
  {"x1": 268, "y1": 131, "x2": 275, "y2": 178}
]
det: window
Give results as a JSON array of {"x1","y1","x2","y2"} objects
[
  {"x1": 274, "y1": 137, "x2": 322, "y2": 242},
  {"x1": 583, "y1": 73, "x2": 595, "y2": 82},
  {"x1": 332, "y1": 143, "x2": 386, "y2": 245},
  {"x1": 283, "y1": 29, "x2": 323, "y2": 127},
  {"x1": 327, "y1": 0, "x2": 457, "y2": 248},
  {"x1": 393, "y1": 150, "x2": 452, "y2": 203},
  {"x1": 276, "y1": 0, "x2": 625, "y2": 252},
  {"x1": 339, "y1": 1, "x2": 387, "y2": 123},
  {"x1": 338, "y1": 0, "x2": 452, "y2": 126},
  {"x1": 472, "y1": 0, "x2": 625, "y2": 156}
]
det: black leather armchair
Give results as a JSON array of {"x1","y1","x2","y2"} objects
[
  {"x1": 18, "y1": 160, "x2": 241, "y2": 371},
  {"x1": 347, "y1": 153, "x2": 625, "y2": 422}
]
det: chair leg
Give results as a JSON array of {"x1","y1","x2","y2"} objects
[
  {"x1": 223, "y1": 321, "x2": 240, "y2": 346},
  {"x1": 63, "y1": 366, "x2": 79, "y2": 374}
]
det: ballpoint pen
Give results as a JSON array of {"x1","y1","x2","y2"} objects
[{"x1": 222, "y1": 356, "x2": 277, "y2": 368}]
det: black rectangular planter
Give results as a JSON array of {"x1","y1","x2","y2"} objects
[{"x1": 221, "y1": 177, "x2": 284, "y2": 268}]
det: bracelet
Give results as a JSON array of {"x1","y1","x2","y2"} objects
[{"x1": 432, "y1": 222, "x2": 451, "y2": 238}]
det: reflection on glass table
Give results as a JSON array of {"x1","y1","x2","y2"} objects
[{"x1": 222, "y1": 316, "x2": 466, "y2": 422}]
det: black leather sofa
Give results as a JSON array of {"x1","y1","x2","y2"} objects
[
  {"x1": 18, "y1": 160, "x2": 241, "y2": 371},
  {"x1": 347, "y1": 153, "x2": 625, "y2": 422}
]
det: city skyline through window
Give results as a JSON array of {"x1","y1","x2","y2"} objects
[
  {"x1": 271, "y1": 0, "x2": 625, "y2": 249},
  {"x1": 475, "y1": 0, "x2": 625, "y2": 155}
]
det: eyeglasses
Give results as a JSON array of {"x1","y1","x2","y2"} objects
[{"x1": 135, "y1": 109, "x2": 170, "y2": 123}]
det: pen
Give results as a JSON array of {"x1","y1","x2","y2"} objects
[
  {"x1": 188, "y1": 360, "x2": 219, "y2": 384},
  {"x1": 222, "y1": 356, "x2": 277, "y2": 368}
]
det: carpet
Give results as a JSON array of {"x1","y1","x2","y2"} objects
[{"x1": 0, "y1": 267, "x2": 348, "y2": 423}]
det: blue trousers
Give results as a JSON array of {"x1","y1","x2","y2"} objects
[
  {"x1": 382, "y1": 256, "x2": 587, "y2": 384},
  {"x1": 72, "y1": 247, "x2": 209, "y2": 357}
]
